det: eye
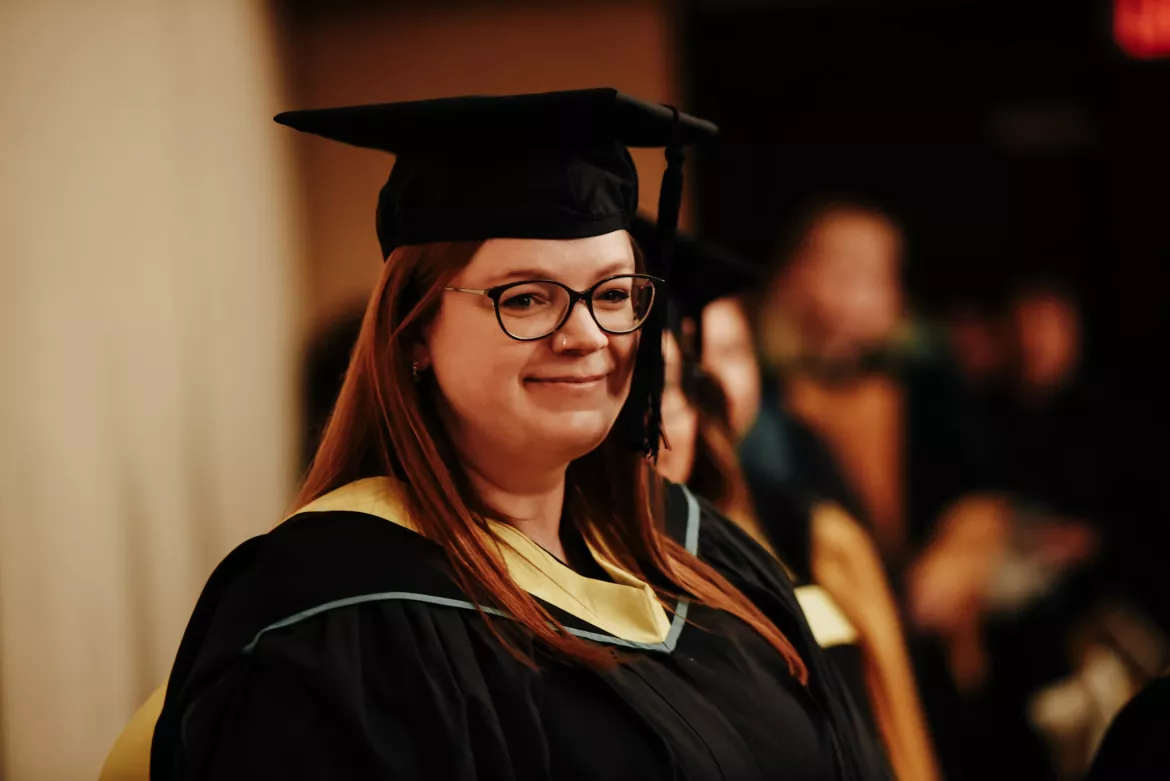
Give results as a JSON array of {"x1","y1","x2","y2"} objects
[
  {"x1": 499, "y1": 284, "x2": 553, "y2": 311},
  {"x1": 593, "y1": 280, "x2": 634, "y2": 307},
  {"x1": 500, "y1": 292, "x2": 539, "y2": 310},
  {"x1": 497, "y1": 282, "x2": 565, "y2": 318}
]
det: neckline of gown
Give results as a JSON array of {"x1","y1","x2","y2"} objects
[{"x1": 292, "y1": 476, "x2": 677, "y2": 646}]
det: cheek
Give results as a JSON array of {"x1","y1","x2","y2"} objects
[
  {"x1": 728, "y1": 363, "x2": 761, "y2": 414},
  {"x1": 810, "y1": 270, "x2": 853, "y2": 320},
  {"x1": 428, "y1": 307, "x2": 527, "y2": 406}
]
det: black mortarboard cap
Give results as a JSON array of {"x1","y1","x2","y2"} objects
[
  {"x1": 275, "y1": 88, "x2": 718, "y2": 459},
  {"x1": 274, "y1": 88, "x2": 716, "y2": 259}
]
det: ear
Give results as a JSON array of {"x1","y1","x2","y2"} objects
[{"x1": 410, "y1": 340, "x2": 431, "y2": 371}]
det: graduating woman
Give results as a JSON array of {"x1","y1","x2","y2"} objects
[{"x1": 147, "y1": 90, "x2": 889, "y2": 780}]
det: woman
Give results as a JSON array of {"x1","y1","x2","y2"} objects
[
  {"x1": 745, "y1": 199, "x2": 1052, "y2": 781},
  {"x1": 746, "y1": 198, "x2": 1006, "y2": 631},
  {"x1": 148, "y1": 90, "x2": 888, "y2": 780},
  {"x1": 701, "y1": 298, "x2": 941, "y2": 781},
  {"x1": 635, "y1": 216, "x2": 938, "y2": 780}
]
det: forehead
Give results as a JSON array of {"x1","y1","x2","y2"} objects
[
  {"x1": 1013, "y1": 294, "x2": 1079, "y2": 323},
  {"x1": 459, "y1": 231, "x2": 635, "y2": 286},
  {"x1": 703, "y1": 298, "x2": 750, "y2": 331},
  {"x1": 702, "y1": 299, "x2": 752, "y2": 344},
  {"x1": 805, "y1": 212, "x2": 900, "y2": 260}
]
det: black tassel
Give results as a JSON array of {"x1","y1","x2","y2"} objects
[{"x1": 619, "y1": 106, "x2": 684, "y2": 461}]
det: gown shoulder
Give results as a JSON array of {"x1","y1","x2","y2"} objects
[
  {"x1": 153, "y1": 482, "x2": 891, "y2": 781},
  {"x1": 150, "y1": 508, "x2": 498, "y2": 780}
]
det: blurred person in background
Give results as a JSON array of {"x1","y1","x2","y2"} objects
[
  {"x1": 987, "y1": 277, "x2": 1116, "y2": 570},
  {"x1": 983, "y1": 277, "x2": 1106, "y2": 700},
  {"x1": 700, "y1": 300, "x2": 937, "y2": 781},
  {"x1": 943, "y1": 300, "x2": 1007, "y2": 393},
  {"x1": 747, "y1": 198, "x2": 1005, "y2": 669},
  {"x1": 992, "y1": 277, "x2": 1104, "y2": 511},
  {"x1": 637, "y1": 215, "x2": 941, "y2": 780},
  {"x1": 939, "y1": 295, "x2": 1012, "y2": 426},
  {"x1": 657, "y1": 327, "x2": 915, "y2": 779},
  {"x1": 978, "y1": 275, "x2": 1170, "y2": 777},
  {"x1": 741, "y1": 197, "x2": 1057, "y2": 781},
  {"x1": 937, "y1": 284, "x2": 1106, "y2": 779},
  {"x1": 132, "y1": 91, "x2": 892, "y2": 781}
]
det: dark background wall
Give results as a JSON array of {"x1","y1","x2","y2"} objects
[{"x1": 681, "y1": 0, "x2": 1169, "y2": 375}]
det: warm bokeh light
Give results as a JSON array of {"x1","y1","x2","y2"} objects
[{"x1": 1115, "y1": 0, "x2": 1170, "y2": 59}]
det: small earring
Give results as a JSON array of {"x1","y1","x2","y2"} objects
[{"x1": 411, "y1": 361, "x2": 420, "y2": 381}]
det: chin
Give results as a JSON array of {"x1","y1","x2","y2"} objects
[
  {"x1": 654, "y1": 452, "x2": 690, "y2": 485},
  {"x1": 537, "y1": 410, "x2": 616, "y2": 459}
]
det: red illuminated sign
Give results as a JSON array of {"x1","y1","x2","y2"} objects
[{"x1": 1115, "y1": 0, "x2": 1170, "y2": 59}]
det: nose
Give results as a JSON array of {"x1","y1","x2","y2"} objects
[{"x1": 553, "y1": 299, "x2": 608, "y2": 354}]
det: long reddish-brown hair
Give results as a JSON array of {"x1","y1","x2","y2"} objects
[{"x1": 297, "y1": 240, "x2": 807, "y2": 681}]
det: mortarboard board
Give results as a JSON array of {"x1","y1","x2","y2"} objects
[
  {"x1": 274, "y1": 88, "x2": 715, "y2": 259},
  {"x1": 275, "y1": 88, "x2": 718, "y2": 458}
]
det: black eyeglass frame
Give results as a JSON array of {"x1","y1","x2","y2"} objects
[{"x1": 443, "y1": 273, "x2": 663, "y2": 342}]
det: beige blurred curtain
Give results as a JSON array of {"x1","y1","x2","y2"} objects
[{"x1": 0, "y1": 2, "x2": 300, "y2": 779}]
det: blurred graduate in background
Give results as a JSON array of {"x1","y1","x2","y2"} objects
[{"x1": 634, "y1": 216, "x2": 940, "y2": 781}]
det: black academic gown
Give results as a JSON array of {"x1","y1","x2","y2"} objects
[
  {"x1": 1086, "y1": 675, "x2": 1170, "y2": 780},
  {"x1": 151, "y1": 479, "x2": 890, "y2": 781},
  {"x1": 740, "y1": 478, "x2": 877, "y2": 747},
  {"x1": 738, "y1": 348, "x2": 1015, "y2": 781}
]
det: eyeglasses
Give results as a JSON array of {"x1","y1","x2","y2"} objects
[{"x1": 443, "y1": 273, "x2": 661, "y2": 342}]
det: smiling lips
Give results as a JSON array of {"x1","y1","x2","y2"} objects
[{"x1": 527, "y1": 373, "x2": 609, "y2": 385}]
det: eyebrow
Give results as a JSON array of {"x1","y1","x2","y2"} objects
[{"x1": 481, "y1": 259, "x2": 636, "y2": 288}]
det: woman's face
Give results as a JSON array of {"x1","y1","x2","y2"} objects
[
  {"x1": 770, "y1": 212, "x2": 902, "y2": 359},
  {"x1": 655, "y1": 331, "x2": 698, "y2": 484},
  {"x1": 701, "y1": 298, "x2": 761, "y2": 439},
  {"x1": 420, "y1": 231, "x2": 640, "y2": 470}
]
